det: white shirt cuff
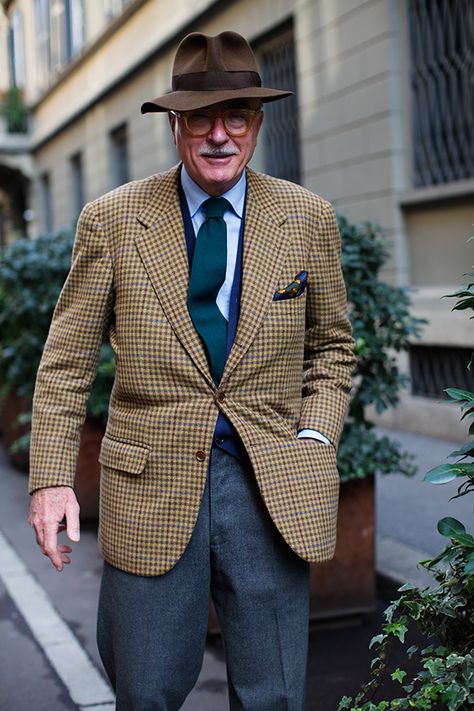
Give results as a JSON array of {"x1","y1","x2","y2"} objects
[{"x1": 297, "y1": 429, "x2": 332, "y2": 445}]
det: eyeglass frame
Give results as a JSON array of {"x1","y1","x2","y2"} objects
[{"x1": 169, "y1": 107, "x2": 262, "y2": 138}]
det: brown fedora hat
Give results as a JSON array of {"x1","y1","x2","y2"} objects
[{"x1": 141, "y1": 31, "x2": 293, "y2": 113}]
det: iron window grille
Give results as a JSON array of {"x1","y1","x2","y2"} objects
[
  {"x1": 408, "y1": 0, "x2": 474, "y2": 187},
  {"x1": 254, "y1": 23, "x2": 301, "y2": 184},
  {"x1": 410, "y1": 344, "x2": 474, "y2": 398}
]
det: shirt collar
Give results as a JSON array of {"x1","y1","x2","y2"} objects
[{"x1": 180, "y1": 164, "x2": 246, "y2": 219}]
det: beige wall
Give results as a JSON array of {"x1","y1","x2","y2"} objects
[
  {"x1": 297, "y1": 0, "x2": 412, "y2": 287},
  {"x1": 406, "y1": 201, "x2": 474, "y2": 287}
]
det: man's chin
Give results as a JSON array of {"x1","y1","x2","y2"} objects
[{"x1": 196, "y1": 166, "x2": 242, "y2": 195}]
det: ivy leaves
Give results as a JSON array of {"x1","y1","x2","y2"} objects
[{"x1": 337, "y1": 257, "x2": 474, "y2": 710}]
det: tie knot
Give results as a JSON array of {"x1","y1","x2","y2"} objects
[{"x1": 203, "y1": 197, "x2": 230, "y2": 219}]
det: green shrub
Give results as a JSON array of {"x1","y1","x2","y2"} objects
[
  {"x1": 1, "y1": 85, "x2": 28, "y2": 133},
  {"x1": 338, "y1": 216, "x2": 424, "y2": 482},
  {"x1": 0, "y1": 228, "x2": 114, "y2": 428}
]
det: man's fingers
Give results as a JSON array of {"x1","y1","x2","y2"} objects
[
  {"x1": 33, "y1": 526, "x2": 44, "y2": 548},
  {"x1": 28, "y1": 513, "x2": 42, "y2": 546},
  {"x1": 58, "y1": 544, "x2": 72, "y2": 565},
  {"x1": 42, "y1": 522, "x2": 63, "y2": 571},
  {"x1": 39, "y1": 537, "x2": 73, "y2": 568},
  {"x1": 65, "y1": 498, "x2": 80, "y2": 542}
]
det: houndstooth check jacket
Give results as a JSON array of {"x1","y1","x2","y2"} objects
[{"x1": 29, "y1": 164, "x2": 356, "y2": 576}]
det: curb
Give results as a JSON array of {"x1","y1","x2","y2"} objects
[{"x1": 376, "y1": 534, "x2": 435, "y2": 590}]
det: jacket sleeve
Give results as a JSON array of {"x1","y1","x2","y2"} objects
[
  {"x1": 29, "y1": 201, "x2": 114, "y2": 493},
  {"x1": 298, "y1": 199, "x2": 356, "y2": 448}
]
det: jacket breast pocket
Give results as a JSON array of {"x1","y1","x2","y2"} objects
[
  {"x1": 267, "y1": 289, "x2": 307, "y2": 321},
  {"x1": 258, "y1": 290, "x2": 306, "y2": 355},
  {"x1": 98, "y1": 435, "x2": 150, "y2": 476}
]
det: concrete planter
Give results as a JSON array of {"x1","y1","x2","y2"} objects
[
  {"x1": 0, "y1": 390, "x2": 30, "y2": 471},
  {"x1": 74, "y1": 419, "x2": 104, "y2": 520}
]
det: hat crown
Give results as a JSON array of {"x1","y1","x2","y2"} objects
[
  {"x1": 174, "y1": 31, "x2": 259, "y2": 77},
  {"x1": 140, "y1": 30, "x2": 292, "y2": 113}
]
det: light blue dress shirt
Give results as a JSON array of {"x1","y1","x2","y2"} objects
[{"x1": 180, "y1": 165, "x2": 330, "y2": 447}]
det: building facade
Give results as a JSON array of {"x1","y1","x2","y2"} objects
[{"x1": 1, "y1": 0, "x2": 473, "y2": 439}]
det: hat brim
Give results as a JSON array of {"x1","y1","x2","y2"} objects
[{"x1": 141, "y1": 87, "x2": 293, "y2": 113}]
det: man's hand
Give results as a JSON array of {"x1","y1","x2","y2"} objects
[{"x1": 28, "y1": 486, "x2": 80, "y2": 572}]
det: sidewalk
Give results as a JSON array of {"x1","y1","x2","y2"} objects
[
  {"x1": 0, "y1": 427, "x2": 467, "y2": 710},
  {"x1": 375, "y1": 426, "x2": 471, "y2": 587}
]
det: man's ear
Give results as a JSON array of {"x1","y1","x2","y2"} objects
[
  {"x1": 168, "y1": 112, "x2": 177, "y2": 144},
  {"x1": 255, "y1": 109, "x2": 264, "y2": 135}
]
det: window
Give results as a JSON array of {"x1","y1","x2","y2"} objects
[
  {"x1": 408, "y1": 0, "x2": 474, "y2": 187},
  {"x1": 8, "y1": 10, "x2": 26, "y2": 88},
  {"x1": 70, "y1": 152, "x2": 84, "y2": 219},
  {"x1": 104, "y1": 0, "x2": 133, "y2": 21},
  {"x1": 35, "y1": 0, "x2": 51, "y2": 91},
  {"x1": 50, "y1": 0, "x2": 68, "y2": 73},
  {"x1": 40, "y1": 172, "x2": 53, "y2": 233},
  {"x1": 43, "y1": 0, "x2": 85, "y2": 79},
  {"x1": 410, "y1": 345, "x2": 474, "y2": 399},
  {"x1": 110, "y1": 123, "x2": 129, "y2": 186},
  {"x1": 254, "y1": 22, "x2": 301, "y2": 184},
  {"x1": 68, "y1": 0, "x2": 85, "y2": 58}
]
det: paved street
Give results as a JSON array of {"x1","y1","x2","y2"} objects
[{"x1": 0, "y1": 425, "x2": 470, "y2": 710}]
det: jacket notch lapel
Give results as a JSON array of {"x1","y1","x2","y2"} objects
[{"x1": 134, "y1": 167, "x2": 212, "y2": 384}]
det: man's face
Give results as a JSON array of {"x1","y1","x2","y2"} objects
[{"x1": 169, "y1": 100, "x2": 263, "y2": 196}]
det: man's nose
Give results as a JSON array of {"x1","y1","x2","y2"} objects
[{"x1": 208, "y1": 117, "x2": 228, "y2": 144}]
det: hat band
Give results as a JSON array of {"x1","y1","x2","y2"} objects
[{"x1": 172, "y1": 70, "x2": 262, "y2": 92}]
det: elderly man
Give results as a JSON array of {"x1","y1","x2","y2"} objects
[{"x1": 28, "y1": 31, "x2": 355, "y2": 711}]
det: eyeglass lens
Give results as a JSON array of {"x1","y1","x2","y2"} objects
[{"x1": 186, "y1": 110, "x2": 255, "y2": 136}]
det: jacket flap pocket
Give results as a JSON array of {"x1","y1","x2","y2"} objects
[{"x1": 99, "y1": 436, "x2": 150, "y2": 475}]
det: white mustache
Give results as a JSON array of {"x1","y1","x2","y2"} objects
[{"x1": 198, "y1": 145, "x2": 238, "y2": 157}]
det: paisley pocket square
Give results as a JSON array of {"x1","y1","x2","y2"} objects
[{"x1": 273, "y1": 271, "x2": 309, "y2": 301}]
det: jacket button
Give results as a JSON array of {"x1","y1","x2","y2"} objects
[
  {"x1": 196, "y1": 450, "x2": 206, "y2": 462},
  {"x1": 216, "y1": 391, "x2": 225, "y2": 403}
]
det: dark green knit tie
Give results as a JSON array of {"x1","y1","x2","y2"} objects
[{"x1": 188, "y1": 197, "x2": 230, "y2": 384}]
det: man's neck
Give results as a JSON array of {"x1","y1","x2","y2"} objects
[{"x1": 180, "y1": 165, "x2": 246, "y2": 218}]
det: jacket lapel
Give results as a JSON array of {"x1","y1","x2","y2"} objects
[
  {"x1": 134, "y1": 165, "x2": 212, "y2": 385},
  {"x1": 221, "y1": 168, "x2": 290, "y2": 383}
]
